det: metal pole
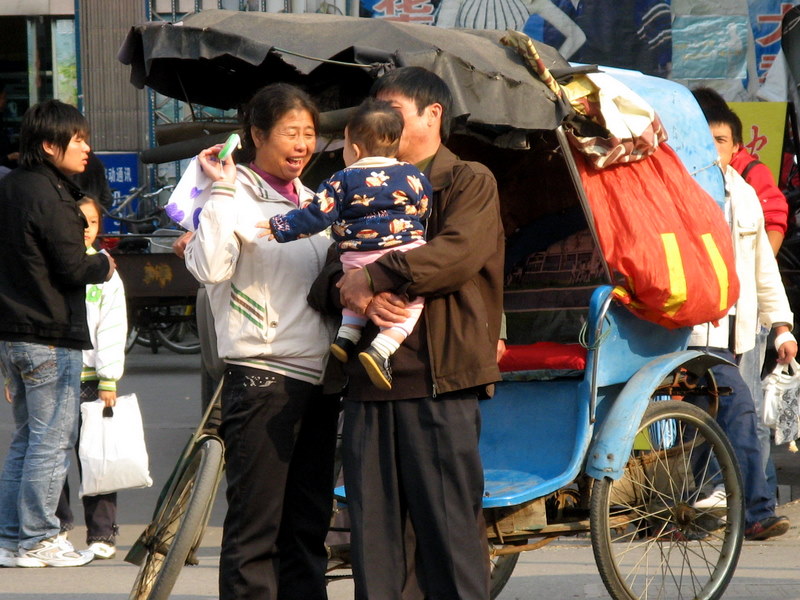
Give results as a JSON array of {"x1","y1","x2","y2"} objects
[{"x1": 74, "y1": 0, "x2": 83, "y2": 112}]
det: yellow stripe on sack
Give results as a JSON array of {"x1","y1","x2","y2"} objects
[
  {"x1": 661, "y1": 233, "x2": 686, "y2": 315},
  {"x1": 701, "y1": 233, "x2": 728, "y2": 310}
]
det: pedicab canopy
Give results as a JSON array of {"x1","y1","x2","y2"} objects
[
  {"x1": 119, "y1": 11, "x2": 738, "y2": 331},
  {"x1": 118, "y1": 9, "x2": 571, "y2": 136}
]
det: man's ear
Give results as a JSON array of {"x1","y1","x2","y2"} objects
[
  {"x1": 426, "y1": 103, "x2": 443, "y2": 126},
  {"x1": 42, "y1": 140, "x2": 58, "y2": 159}
]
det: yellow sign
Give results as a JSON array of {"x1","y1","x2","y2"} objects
[{"x1": 728, "y1": 102, "x2": 787, "y2": 183}]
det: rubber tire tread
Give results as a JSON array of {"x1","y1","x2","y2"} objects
[
  {"x1": 156, "y1": 326, "x2": 201, "y2": 354},
  {"x1": 131, "y1": 437, "x2": 223, "y2": 600},
  {"x1": 489, "y1": 552, "x2": 520, "y2": 599},
  {"x1": 589, "y1": 400, "x2": 743, "y2": 600}
]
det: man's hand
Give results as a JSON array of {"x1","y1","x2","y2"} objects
[
  {"x1": 99, "y1": 389, "x2": 117, "y2": 408},
  {"x1": 337, "y1": 268, "x2": 375, "y2": 315},
  {"x1": 365, "y1": 292, "x2": 411, "y2": 327},
  {"x1": 496, "y1": 339, "x2": 507, "y2": 364},
  {"x1": 104, "y1": 253, "x2": 117, "y2": 282},
  {"x1": 775, "y1": 325, "x2": 798, "y2": 364},
  {"x1": 172, "y1": 231, "x2": 194, "y2": 259}
]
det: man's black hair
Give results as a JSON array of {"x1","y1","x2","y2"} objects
[
  {"x1": 691, "y1": 87, "x2": 743, "y2": 145},
  {"x1": 19, "y1": 99, "x2": 89, "y2": 169},
  {"x1": 370, "y1": 66, "x2": 453, "y2": 142}
]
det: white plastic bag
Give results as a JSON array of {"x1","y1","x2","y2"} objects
[
  {"x1": 78, "y1": 393, "x2": 153, "y2": 497},
  {"x1": 162, "y1": 156, "x2": 212, "y2": 232},
  {"x1": 761, "y1": 359, "x2": 800, "y2": 445}
]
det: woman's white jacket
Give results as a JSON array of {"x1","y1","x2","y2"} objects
[
  {"x1": 184, "y1": 165, "x2": 335, "y2": 384},
  {"x1": 689, "y1": 165, "x2": 793, "y2": 353}
]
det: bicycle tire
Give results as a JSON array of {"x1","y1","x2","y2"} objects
[
  {"x1": 489, "y1": 547, "x2": 519, "y2": 599},
  {"x1": 156, "y1": 322, "x2": 201, "y2": 355},
  {"x1": 590, "y1": 400, "x2": 744, "y2": 600},
  {"x1": 125, "y1": 326, "x2": 140, "y2": 354},
  {"x1": 128, "y1": 437, "x2": 224, "y2": 600}
]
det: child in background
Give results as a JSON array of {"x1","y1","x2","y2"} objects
[
  {"x1": 55, "y1": 195, "x2": 127, "y2": 558},
  {"x1": 257, "y1": 98, "x2": 432, "y2": 390}
]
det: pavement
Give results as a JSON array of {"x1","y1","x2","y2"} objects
[{"x1": 1, "y1": 346, "x2": 799, "y2": 599}]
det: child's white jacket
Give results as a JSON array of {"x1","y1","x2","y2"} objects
[
  {"x1": 82, "y1": 247, "x2": 127, "y2": 391},
  {"x1": 184, "y1": 165, "x2": 334, "y2": 384},
  {"x1": 690, "y1": 166, "x2": 793, "y2": 353}
]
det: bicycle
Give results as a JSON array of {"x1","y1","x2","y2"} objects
[
  {"x1": 126, "y1": 380, "x2": 225, "y2": 600},
  {"x1": 125, "y1": 304, "x2": 201, "y2": 355},
  {"x1": 125, "y1": 376, "x2": 354, "y2": 600},
  {"x1": 104, "y1": 184, "x2": 176, "y2": 235}
]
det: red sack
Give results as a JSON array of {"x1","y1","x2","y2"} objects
[{"x1": 574, "y1": 143, "x2": 739, "y2": 329}]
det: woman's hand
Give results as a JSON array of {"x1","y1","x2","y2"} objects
[
  {"x1": 172, "y1": 231, "x2": 193, "y2": 259},
  {"x1": 365, "y1": 292, "x2": 411, "y2": 328},
  {"x1": 197, "y1": 144, "x2": 237, "y2": 184},
  {"x1": 99, "y1": 389, "x2": 117, "y2": 408}
]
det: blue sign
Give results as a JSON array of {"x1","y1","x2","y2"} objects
[{"x1": 95, "y1": 152, "x2": 139, "y2": 233}]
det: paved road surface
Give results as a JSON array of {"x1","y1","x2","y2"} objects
[{"x1": 1, "y1": 345, "x2": 799, "y2": 599}]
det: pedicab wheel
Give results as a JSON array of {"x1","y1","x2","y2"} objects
[
  {"x1": 128, "y1": 437, "x2": 224, "y2": 600},
  {"x1": 589, "y1": 400, "x2": 744, "y2": 600},
  {"x1": 489, "y1": 546, "x2": 520, "y2": 599}
]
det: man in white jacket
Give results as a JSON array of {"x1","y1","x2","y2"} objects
[{"x1": 689, "y1": 107, "x2": 797, "y2": 540}]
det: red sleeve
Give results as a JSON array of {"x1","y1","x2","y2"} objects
[
  {"x1": 745, "y1": 162, "x2": 788, "y2": 235},
  {"x1": 731, "y1": 149, "x2": 788, "y2": 235}
]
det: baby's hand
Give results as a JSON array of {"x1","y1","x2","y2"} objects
[{"x1": 255, "y1": 220, "x2": 275, "y2": 240}]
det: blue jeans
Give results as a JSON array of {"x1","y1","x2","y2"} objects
[
  {"x1": 693, "y1": 348, "x2": 775, "y2": 527},
  {"x1": 737, "y1": 327, "x2": 778, "y2": 499},
  {"x1": 0, "y1": 342, "x2": 82, "y2": 551}
]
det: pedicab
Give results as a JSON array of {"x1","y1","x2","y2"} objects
[{"x1": 120, "y1": 11, "x2": 746, "y2": 600}]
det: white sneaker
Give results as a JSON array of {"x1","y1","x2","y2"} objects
[
  {"x1": 16, "y1": 536, "x2": 94, "y2": 568},
  {"x1": 693, "y1": 485, "x2": 728, "y2": 509},
  {"x1": 0, "y1": 547, "x2": 18, "y2": 567},
  {"x1": 87, "y1": 541, "x2": 116, "y2": 559}
]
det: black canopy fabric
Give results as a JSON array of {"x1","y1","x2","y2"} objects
[
  {"x1": 118, "y1": 10, "x2": 571, "y2": 135},
  {"x1": 783, "y1": 6, "x2": 800, "y2": 96}
]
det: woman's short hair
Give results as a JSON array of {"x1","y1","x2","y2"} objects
[
  {"x1": 19, "y1": 100, "x2": 89, "y2": 169},
  {"x1": 239, "y1": 83, "x2": 320, "y2": 163},
  {"x1": 370, "y1": 66, "x2": 453, "y2": 142},
  {"x1": 347, "y1": 98, "x2": 403, "y2": 158}
]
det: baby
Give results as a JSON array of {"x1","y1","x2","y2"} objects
[{"x1": 257, "y1": 98, "x2": 432, "y2": 390}]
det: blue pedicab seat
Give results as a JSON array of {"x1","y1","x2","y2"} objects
[{"x1": 479, "y1": 285, "x2": 691, "y2": 509}]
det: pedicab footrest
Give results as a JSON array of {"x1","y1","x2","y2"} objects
[
  {"x1": 499, "y1": 343, "x2": 586, "y2": 381},
  {"x1": 482, "y1": 469, "x2": 547, "y2": 508},
  {"x1": 336, "y1": 474, "x2": 548, "y2": 510}
]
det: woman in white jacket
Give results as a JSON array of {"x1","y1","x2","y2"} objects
[
  {"x1": 689, "y1": 104, "x2": 797, "y2": 540},
  {"x1": 182, "y1": 84, "x2": 338, "y2": 600}
]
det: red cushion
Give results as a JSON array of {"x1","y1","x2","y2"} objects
[{"x1": 498, "y1": 342, "x2": 587, "y2": 372}]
